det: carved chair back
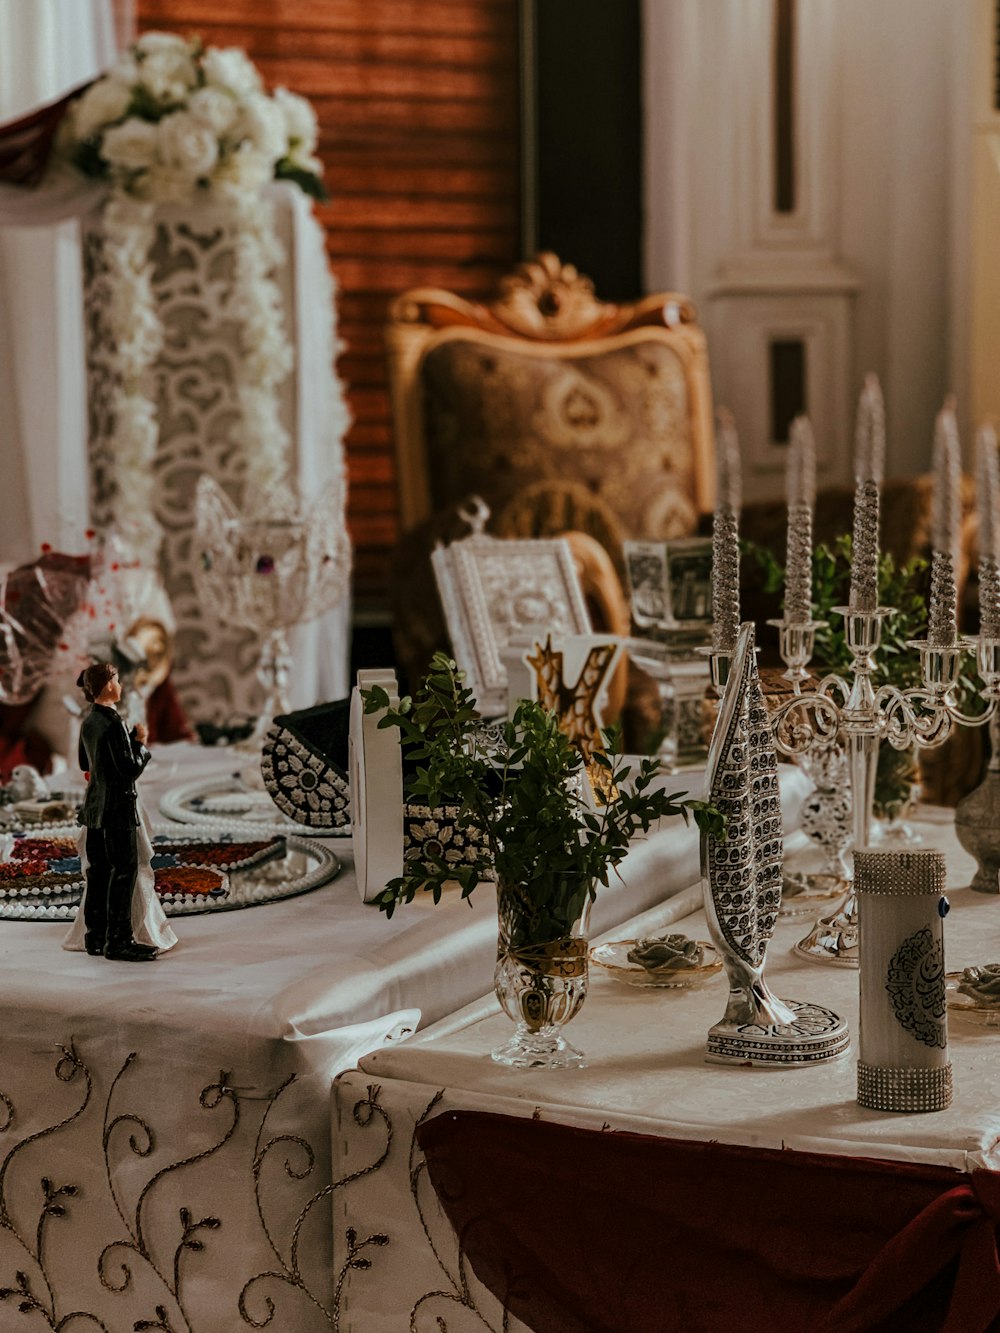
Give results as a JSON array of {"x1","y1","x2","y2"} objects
[{"x1": 385, "y1": 252, "x2": 716, "y2": 555}]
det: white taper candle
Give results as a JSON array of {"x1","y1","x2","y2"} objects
[
  {"x1": 927, "y1": 399, "x2": 962, "y2": 647},
  {"x1": 976, "y1": 423, "x2": 1000, "y2": 640},
  {"x1": 784, "y1": 415, "x2": 816, "y2": 626},
  {"x1": 711, "y1": 408, "x2": 741, "y2": 653},
  {"x1": 849, "y1": 375, "x2": 886, "y2": 613}
]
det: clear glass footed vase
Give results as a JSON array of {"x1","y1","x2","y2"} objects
[
  {"x1": 492, "y1": 875, "x2": 593, "y2": 1070},
  {"x1": 872, "y1": 744, "x2": 922, "y2": 846}
]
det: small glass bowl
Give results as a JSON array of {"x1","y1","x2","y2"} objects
[
  {"x1": 945, "y1": 972, "x2": 1000, "y2": 1028},
  {"x1": 589, "y1": 939, "x2": 722, "y2": 989}
]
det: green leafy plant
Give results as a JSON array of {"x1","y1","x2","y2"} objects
[
  {"x1": 745, "y1": 534, "x2": 984, "y2": 814},
  {"x1": 746, "y1": 533, "x2": 929, "y2": 687},
  {"x1": 362, "y1": 653, "x2": 724, "y2": 944}
]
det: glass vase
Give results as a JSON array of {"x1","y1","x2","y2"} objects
[
  {"x1": 872, "y1": 743, "x2": 922, "y2": 845},
  {"x1": 782, "y1": 746, "x2": 853, "y2": 913},
  {"x1": 492, "y1": 875, "x2": 593, "y2": 1069}
]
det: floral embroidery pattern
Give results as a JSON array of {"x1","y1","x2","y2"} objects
[
  {"x1": 0, "y1": 1044, "x2": 340, "y2": 1328},
  {"x1": 261, "y1": 730, "x2": 350, "y2": 830}
]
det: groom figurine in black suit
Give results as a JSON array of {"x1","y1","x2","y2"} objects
[{"x1": 77, "y1": 661, "x2": 158, "y2": 961}]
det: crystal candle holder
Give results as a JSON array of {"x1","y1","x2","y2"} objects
[
  {"x1": 906, "y1": 639, "x2": 971, "y2": 695},
  {"x1": 767, "y1": 619, "x2": 825, "y2": 689}
]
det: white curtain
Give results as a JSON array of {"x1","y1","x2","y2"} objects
[{"x1": 0, "y1": 0, "x2": 121, "y2": 567}]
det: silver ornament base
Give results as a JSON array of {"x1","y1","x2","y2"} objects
[
  {"x1": 794, "y1": 890, "x2": 859, "y2": 967},
  {"x1": 705, "y1": 1000, "x2": 850, "y2": 1067}
]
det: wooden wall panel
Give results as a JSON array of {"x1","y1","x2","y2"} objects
[{"x1": 137, "y1": 0, "x2": 522, "y2": 605}]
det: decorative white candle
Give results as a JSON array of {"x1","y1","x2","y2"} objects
[
  {"x1": 784, "y1": 415, "x2": 816, "y2": 626},
  {"x1": 855, "y1": 849, "x2": 952, "y2": 1113},
  {"x1": 928, "y1": 399, "x2": 962, "y2": 647},
  {"x1": 976, "y1": 423, "x2": 1000, "y2": 640},
  {"x1": 849, "y1": 375, "x2": 886, "y2": 613},
  {"x1": 711, "y1": 408, "x2": 741, "y2": 653}
]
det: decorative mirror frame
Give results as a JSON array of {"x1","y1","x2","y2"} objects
[{"x1": 432, "y1": 517, "x2": 591, "y2": 717}]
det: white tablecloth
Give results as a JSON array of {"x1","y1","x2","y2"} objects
[
  {"x1": 331, "y1": 813, "x2": 1000, "y2": 1332},
  {"x1": 0, "y1": 744, "x2": 809, "y2": 1330}
]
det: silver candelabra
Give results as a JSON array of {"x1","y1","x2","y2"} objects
[{"x1": 756, "y1": 607, "x2": 1000, "y2": 965}]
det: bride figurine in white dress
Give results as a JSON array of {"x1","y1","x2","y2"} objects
[
  {"x1": 64, "y1": 804, "x2": 179, "y2": 955},
  {"x1": 62, "y1": 661, "x2": 177, "y2": 957}
]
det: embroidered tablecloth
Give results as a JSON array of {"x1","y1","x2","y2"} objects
[{"x1": 0, "y1": 742, "x2": 786, "y2": 1330}]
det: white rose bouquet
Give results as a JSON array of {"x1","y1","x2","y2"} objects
[{"x1": 64, "y1": 30, "x2": 326, "y2": 204}]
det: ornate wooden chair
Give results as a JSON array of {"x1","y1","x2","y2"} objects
[
  {"x1": 384, "y1": 253, "x2": 716, "y2": 712},
  {"x1": 386, "y1": 251, "x2": 715, "y2": 546}
]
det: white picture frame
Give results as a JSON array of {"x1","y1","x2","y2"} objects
[{"x1": 432, "y1": 531, "x2": 591, "y2": 717}]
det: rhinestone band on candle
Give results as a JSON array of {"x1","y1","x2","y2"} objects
[{"x1": 856, "y1": 1063, "x2": 952, "y2": 1113}]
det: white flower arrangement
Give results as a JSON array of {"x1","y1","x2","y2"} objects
[
  {"x1": 65, "y1": 30, "x2": 325, "y2": 205},
  {"x1": 62, "y1": 32, "x2": 332, "y2": 564}
]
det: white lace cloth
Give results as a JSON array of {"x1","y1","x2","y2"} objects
[{"x1": 1, "y1": 62, "x2": 351, "y2": 723}]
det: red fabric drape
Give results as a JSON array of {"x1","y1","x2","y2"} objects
[
  {"x1": 0, "y1": 697, "x2": 52, "y2": 781},
  {"x1": 145, "y1": 676, "x2": 193, "y2": 744},
  {"x1": 417, "y1": 1110, "x2": 1000, "y2": 1333},
  {"x1": 0, "y1": 84, "x2": 90, "y2": 185}
]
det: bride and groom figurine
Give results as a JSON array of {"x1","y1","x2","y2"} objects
[{"x1": 63, "y1": 661, "x2": 177, "y2": 961}]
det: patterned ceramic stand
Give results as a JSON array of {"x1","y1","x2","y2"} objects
[
  {"x1": 702, "y1": 623, "x2": 850, "y2": 1066},
  {"x1": 261, "y1": 700, "x2": 352, "y2": 830}
]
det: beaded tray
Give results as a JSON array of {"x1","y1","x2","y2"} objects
[
  {"x1": 0, "y1": 824, "x2": 341, "y2": 919},
  {"x1": 0, "y1": 795, "x2": 82, "y2": 836},
  {"x1": 158, "y1": 775, "x2": 352, "y2": 837}
]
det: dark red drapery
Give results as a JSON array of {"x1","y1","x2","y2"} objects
[{"x1": 418, "y1": 1110, "x2": 1000, "y2": 1333}]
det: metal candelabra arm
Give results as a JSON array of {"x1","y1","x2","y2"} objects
[
  {"x1": 874, "y1": 638, "x2": 998, "y2": 752},
  {"x1": 764, "y1": 620, "x2": 843, "y2": 759},
  {"x1": 875, "y1": 682, "x2": 955, "y2": 751},
  {"x1": 762, "y1": 609, "x2": 1000, "y2": 969},
  {"x1": 941, "y1": 697, "x2": 999, "y2": 728},
  {"x1": 770, "y1": 689, "x2": 842, "y2": 758},
  {"x1": 815, "y1": 672, "x2": 851, "y2": 707}
]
